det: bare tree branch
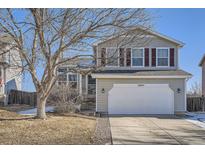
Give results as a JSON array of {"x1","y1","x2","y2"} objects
[{"x1": 0, "y1": 8, "x2": 152, "y2": 119}]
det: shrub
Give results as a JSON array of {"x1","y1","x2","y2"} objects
[{"x1": 47, "y1": 85, "x2": 82, "y2": 113}]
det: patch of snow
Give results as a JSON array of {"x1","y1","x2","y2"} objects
[
  {"x1": 185, "y1": 112, "x2": 205, "y2": 129},
  {"x1": 18, "y1": 106, "x2": 54, "y2": 115}
]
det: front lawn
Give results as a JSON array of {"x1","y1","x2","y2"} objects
[{"x1": 0, "y1": 107, "x2": 96, "y2": 144}]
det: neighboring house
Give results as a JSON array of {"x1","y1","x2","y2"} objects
[
  {"x1": 199, "y1": 55, "x2": 205, "y2": 96},
  {"x1": 57, "y1": 57, "x2": 96, "y2": 101},
  {"x1": 58, "y1": 27, "x2": 192, "y2": 115},
  {"x1": 0, "y1": 35, "x2": 22, "y2": 104}
]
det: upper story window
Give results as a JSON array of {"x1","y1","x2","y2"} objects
[
  {"x1": 131, "y1": 48, "x2": 144, "y2": 67},
  {"x1": 100, "y1": 47, "x2": 174, "y2": 68},
  {"x1": 157, "y1": 48, "x2": 169, "y2": 67},
  {"x1": 106, "y1": 48, "x2": 118, "y2": 67}
]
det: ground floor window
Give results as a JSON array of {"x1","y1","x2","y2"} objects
[
  {"x1": 87, "y1": 75, "x2": 96, "y2": 95},
  {"x1": 57, "y1": 68, "x2": 78, "y2": 89},
  {"x1": 68, "y1": 73, "x2": 78, "y2": 89},
  {"x1": 57, "y1": 67, "x2": 68, "y2": 85}
]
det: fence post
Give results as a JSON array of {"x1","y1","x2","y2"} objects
[{"x1": 202, "y1": 95, "x2": 205, "y2": 112}]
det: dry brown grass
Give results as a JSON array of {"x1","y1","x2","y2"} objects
[{"x1": 0, "y1": 108, "x2": 96, "y2": 145}]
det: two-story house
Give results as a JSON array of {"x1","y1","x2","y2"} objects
[
  {"x1": 0, "y1": 35, "x2": 22, "y2": 104},
  {"x1": 57, "y1": 27, "x2": 192, "y2": 115},
  {"x1": 199, "y1": 55, "x2": 205, "y2": 96}
]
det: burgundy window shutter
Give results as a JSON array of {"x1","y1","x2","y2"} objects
[
  {"x1": 101, "y1": 48, "x2": 106, "y2": 66},
  {"x1": 151, "y1": 48, "x2": 156, "y2": 67},
  {"x1": 126, "y1": 48, "x2": 131, "y2": 66},
  {"x1": 119, "y1": 48, "x2": 125, "y2": 67},
  {"x1": 145, "y1": 48, "x2": 149, "y2": 67},
  {"x1": 170, "y1": 48, "x2": 175, "y2": 67}
]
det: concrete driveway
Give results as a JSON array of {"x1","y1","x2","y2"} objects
[{"x1": 109, "y1": 115, "x2": 205, "y2": 144}]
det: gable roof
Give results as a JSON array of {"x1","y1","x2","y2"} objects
[
  {"x1": 199, "y1": 54, "x2": 205, "y2": 66},
  {"x1": 93, "y1": 69, "x2": 191, "y2": 76},
  {"x1": 93, "y1": 26, "x2": 185, "y2": 47}
]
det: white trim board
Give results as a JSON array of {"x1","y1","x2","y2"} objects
[{"x1": 91, "y1": 74, "x2": 191, "y2": 79}]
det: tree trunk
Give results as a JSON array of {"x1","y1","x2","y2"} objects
[{"x1": 36, "y1": 93, "x2": 47, "y2": 119}]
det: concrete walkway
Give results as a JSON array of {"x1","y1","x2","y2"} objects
[{"x1": 109, "y1": 116, "x2": 205, "y2": 144}]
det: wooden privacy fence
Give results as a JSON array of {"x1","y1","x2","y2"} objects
[
  {"x1": 187, "y1": 96, "x2": 205, "y2": 112},
  {"x1": 8, "y1": 90, "x2": 37, "y2": 107}
]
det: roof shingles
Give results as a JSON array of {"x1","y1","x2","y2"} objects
[{"x1": 93, "y1": 69, "x2": 192, "y2": 77}]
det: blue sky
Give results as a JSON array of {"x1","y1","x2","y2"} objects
[
  {"x1": 22, "y1": 8, "x2": 205, "y2": 92},
  {"x1": 149, "y1": 8, "x2": 205, "y2": 90}
]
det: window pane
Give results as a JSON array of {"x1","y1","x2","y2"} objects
[
  {"x1": 58, "y1": 67, "x2": 67, "y2": 74},
  {"x1": 70, "y1": 82, "x2": 77, "y2": 89},
  {"x1": 58, "y1": 74, "x2": 67, "y2": 81},
  {"x1": 88, "y1": 75, "x2": 96, "y2": 84},
  {"x1": 158, "y1": 58, "x2": 168, "y2": 66},
  {"x1": 69, "y1": 74, "x2": 77, "y2": 81},
  {"x1": 132, "y1": 58, "x2": 143, "y2": 66},
  {"x1": 107, "y1": 48, "x2": 118, "y2": 66},
  {"x1": 132, "y1": 49, "x2": 143, "y2": 57},
  {"x1": 157, "y1": 49, "x2": 168, "y2": 57}
]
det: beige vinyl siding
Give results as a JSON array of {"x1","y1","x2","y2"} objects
[
  {"x1": 96, "y1": 78, "x2": 186, "y2": 113},
  {"x1": 5, "y1": 47, "x2": 22, "y2": 91},
  {"x1": 97, "y1": 35, "x2": 179, "y2": 70}
]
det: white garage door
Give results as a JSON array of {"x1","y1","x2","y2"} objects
[{"x1": 108, "y1": 84, "x2": 174, "y2": 114}]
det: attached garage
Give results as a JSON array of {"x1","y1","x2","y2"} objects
[
  {"x1": 92, "y1": 70, "x2": 192, "y2": 115},
  {"x1": 108, "y1": 84, "x2": 174, "y2": 114}
]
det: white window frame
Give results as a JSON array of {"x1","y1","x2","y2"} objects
[
  {"x1": 156, "y1": 47, "x2": 170, "y2": 67},
  {"x1": 57, "y1": 68, "x2": 78, "y2": 89},
  {"x1": 105, "y1": 47, "x2": 119, "y2": 67},
  {"x1": 131, "y1": 48, "x2": 145, "y2": 67},
  {"x1": 67, "y1": 72, "x2": 78, "y2": 89},
  {"x1": 57, "y1": 67, "x2": 68, "y2": 85}
]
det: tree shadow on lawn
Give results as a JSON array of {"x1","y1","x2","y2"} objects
[
  {"x1": 0, "y1": 104, "x2": 34, "y2": 112},
  {"x1": 0, "y1": 116, "x2": 35, "y2": 121}
]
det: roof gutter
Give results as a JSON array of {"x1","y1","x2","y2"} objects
[{"x1": 91, "y1": 74, "x2": 192, "y2": 79}]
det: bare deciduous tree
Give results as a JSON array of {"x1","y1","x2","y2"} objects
[
  {"x1": 0, "y1": 8, "x2": 152, "y2": 119},
  {"x1": 187, "y1": 82, "x2": 202, "y2": 96}
]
